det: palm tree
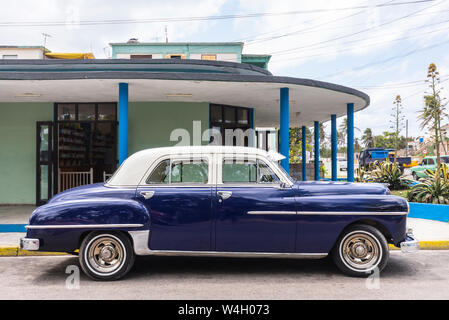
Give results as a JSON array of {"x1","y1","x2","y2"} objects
[
  {"x1": 338, "y1": 117, "x2": 361, "y2": 145},
  {"x1": 362, "y1": 128, "x2": 375, "y2": 148}
]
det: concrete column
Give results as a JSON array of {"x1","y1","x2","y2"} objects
[
  {"x1": 118, "y1": 83, "x2": 129, "y2": 165},
  {"x1": 302, "y1": 126, "x2": 307, "y2": 181},
  {"x1": 280, "y1": 88, "x2": 289, "y2": 173},
  {"x1": 331, "y1": 114, "x2": 337, "y2": 181},
  {"x1": 347, "y1": 103, "x2": 355, "y2": 182},
  {"x1": 314, "y1": 121, "x2": 320, "y2": 181}
]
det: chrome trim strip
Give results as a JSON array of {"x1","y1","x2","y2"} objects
[
  {"x1": 128, "y1": 230, "x2": 326, "y2": 258},
  {"x1": 148, "y1": 251, "x2": 327, "y2": 259},
  {"x1": 247, "y1": 211, "x2": 297, "y2": 215},
  {"x1": 299, "y1": 211, "x2": 408, "y2": 216},
  {"x1": 25, "y1": 224, "x2": 144, "y2": 230}
]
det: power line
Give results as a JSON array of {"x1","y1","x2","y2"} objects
[
  {"x1": 270, "y1": 19, "x2": 449, "y2": 63},
  {"x1": 268, "y1": 0, "x2": 442, "y2": 56},
  {"x1": 0, "y1": 0, "x2": 437, "y2": 27},
  {"x1": 320, "y1": 38, "x2": 449, "y2": 79}
]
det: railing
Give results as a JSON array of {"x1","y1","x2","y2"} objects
[
  {"x1": 103, "y1": 171, "x2": 113, "y2": 182},
  {"x1": 58, "y1": 168, "x2": 93, "y2": 193}
]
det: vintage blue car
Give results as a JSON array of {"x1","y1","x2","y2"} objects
[{"x1": 21, "y1": 146, "x2": 418, "y2": 280}]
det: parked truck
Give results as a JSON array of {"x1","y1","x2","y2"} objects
[{"x1": 358, "y1": 148, "x2": 412, "y2": 173}]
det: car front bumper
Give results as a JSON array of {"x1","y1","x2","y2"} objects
[
  {"x1": 20, "y1": 238, "x2": 40, "y2": 251},
  {"x1": 400, "y1": 230, "x2": 419, "y2": 253}
]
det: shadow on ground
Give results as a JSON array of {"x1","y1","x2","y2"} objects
[{"x1": 32, "y1": 252, "x2": 420, "y2": 284}]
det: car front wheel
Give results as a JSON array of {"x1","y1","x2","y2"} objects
[
  {"x1": 332, "y1": 224, "x2": 389, "y2": 277},
  {"x1": 79, "y1": 231, "x2": 135, "y2": 281}
]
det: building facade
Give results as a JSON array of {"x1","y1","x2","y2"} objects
[
  {"x1": 110, "y1": 40, "x2": 271, "y2": 69},
  {"x1": 0, "y1": 42, "x2": 368, "y2": 206}
]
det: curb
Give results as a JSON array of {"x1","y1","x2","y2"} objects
[
  {"x1": 0, "y1": 242, "x2": 448, "y2": 256},
  {"x1": 0, "y1": 247, "x2": 69, "y2": 257},
  {"x1": 389, "y1": 241, "x2": 449, "y2": 250}
]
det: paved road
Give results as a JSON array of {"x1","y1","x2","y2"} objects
[{"x1": 1, "y1": 251, "x2": 448, "y2": 300}]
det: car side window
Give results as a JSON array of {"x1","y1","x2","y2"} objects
[
  {"x1": 258, "y1": 160, "x2": 280, "y2": 183},
  {"x1": 222, "y1": 159, "x2": 257, "y2": 183},
  {"x1": 222, "y1": 158, "x2": 279, "y2": 184},
  {"x1": 421, "y1": 159, "x2": 427, "y2": 166},
  {"x1": 427, "y1": 158, "x2": 435, "y2": 165},
  {"x1": 170, "y1": 160, "x2": 208, "y2": 184},
  {"x1": 146, "y1": 159, "x2": 170, "y2": 184},
  {"x1": 146, "y1": 158, "x2": 208, "y2": 184}
]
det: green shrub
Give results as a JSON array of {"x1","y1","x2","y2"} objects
[
  {"x1": 407, "y1": 164, "x2": 449, "y2": 204},
  {"x1": 360, "y1": 160, "x2": 408, "y2": 190}
]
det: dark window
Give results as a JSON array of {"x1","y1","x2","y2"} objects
[
  {"x1": 98, "y1": 103, "x2": 117, "y2": 121},
  {"x1": 78, "y1": 104, "x2": 96, "y2": 121},
  {"x1": 170, "y1": 55, "x2": 182, "y2": 59},
  {"x1": 130, "y1": 54, "x2": 153, "y2": 59},
  {"x1": 209, "y1": 104, "x2": 252, "y2": 146},
  {"x1": 224, "y1": 107, "x2": 236, "y2": 124},
  {"x1": 58, "y1": 104, "x2": 76, "y2": 120},
  {"x1": 56, "y1": 103, "x2": 116, "y2": 122}
]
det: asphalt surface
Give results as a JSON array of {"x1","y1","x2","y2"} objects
[{"x1": 0, "y1": 251, "x2": 448, "y2": 300}]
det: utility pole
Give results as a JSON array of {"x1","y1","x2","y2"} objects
[
  {"x1": 42, "y1": 33, "x2": 52, "y2": 59},
  {"x1": 405, "y1": 119, "x2": 408, "y2": 156}
]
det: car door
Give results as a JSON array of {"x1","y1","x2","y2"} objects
[
  {"x1": 214, "y1": 154, "x2": 297, "y2": 253},
  {"x1": 136, "y1": 154, "x2": 214, "y2": 251}
]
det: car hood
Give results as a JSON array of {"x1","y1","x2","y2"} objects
[{"x1": 294, "y1": 181, "x2": 389, "y2": 196}]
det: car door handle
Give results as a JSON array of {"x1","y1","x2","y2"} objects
[
  {"x1": 140, "y1": 191, "x2": 155, "y2": 200},
  {"x1": 217, "y1": 191, "x2": 232, "y2": 200}
]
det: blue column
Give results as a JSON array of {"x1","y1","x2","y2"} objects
[
  {"x1": 280, "y1": 88, "x2": 289, "y2": 173},
  {"x1": 347, "y1": 103, "x2": 355, "y2": 182},
  {"x1": 314, "y1": 121, "x2": 320, "y2": 180},
  {"x1": 249, "y1": 108, "x2": 255, "y2": 147},
  {"x1": 118, "y1": 83, "x2": 129, "y2": 165},
  {"x1": 302, "y1": 126, "x2": 307, "y2": 181},
  {"x1": 331, "y1": 114, "x2": 337, "y2": 181}
]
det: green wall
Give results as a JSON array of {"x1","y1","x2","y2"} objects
[
  {"x1": 0, "y1": 101, "x2": 209, "y2": 204},
  {"x1": 128, "y1": 101, "x2": 209, "y2": 155},
  {"x1": 0, "y1": 102, "x2": 53, "y2": 204}
]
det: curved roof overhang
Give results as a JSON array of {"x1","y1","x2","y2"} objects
[{"x1": 0, "y1": 59, "x2": 369, "y2": 127}]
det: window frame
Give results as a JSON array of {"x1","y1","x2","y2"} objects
[
  {"x1": 142, "y1": 154, "x2": 213, "y2": 186},
  {"x1": 218, "y1": 154, "x2": 283, "y2": 187}
]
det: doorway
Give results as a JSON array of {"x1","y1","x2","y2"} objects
[
  {"x1": 35, "y1": 103, "x2": 118, "y2": 204},
  {"x1": 55, "y1": 103, "x2": 117, "y2": 193}
]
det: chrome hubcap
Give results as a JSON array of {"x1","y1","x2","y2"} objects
[
  {"x1": 87, "y1": 236, "x2": 124, "y2": 274},
  {"x1": 341, "y1": 232, "x2": 380, "y2": 270}
]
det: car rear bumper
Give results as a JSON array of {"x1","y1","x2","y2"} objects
[
  {"x1": 400, "y1": 229, "x2": 419, "y2": 253},
  {"x1": 20, "y1": 238, "x2": 40, "y2": 251}
]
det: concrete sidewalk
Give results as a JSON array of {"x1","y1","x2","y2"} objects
[{"x1": 0, "y1": 217, "x2": 447, "y2": 256}]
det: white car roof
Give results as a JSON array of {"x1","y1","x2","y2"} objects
[{"x1": 106, "y1": 146, "x2": 285, "y2": 186}]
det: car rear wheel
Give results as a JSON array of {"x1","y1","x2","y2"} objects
[
  {"x1": 332, "y1": 224, "x2": 389, "y2": 277},
  {"x1": 79, "y1": 231, "x2": 135, "y2": 281}
]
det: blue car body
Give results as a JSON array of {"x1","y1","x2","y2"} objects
[{"x1": 25, "y1": 180, "x2": 408, "y2": 255}]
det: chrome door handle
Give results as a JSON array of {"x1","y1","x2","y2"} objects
[
  {"x1": 140, "y1": 191, "x2": 155, "y2": 200},
  {"x1": 217, "y1": 191, "x2": 232, "y2": 200}
]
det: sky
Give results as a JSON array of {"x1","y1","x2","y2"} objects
[{"x1": 1, "y1": 0, "x2": 449, "y2": 140}]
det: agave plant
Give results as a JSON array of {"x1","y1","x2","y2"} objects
[
  {"x1": 407, "y1": 164, "x2": 449, "y2": 204},
  {"x1": 360, "y1": 160, "x2": 408, "y2": 190}
]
